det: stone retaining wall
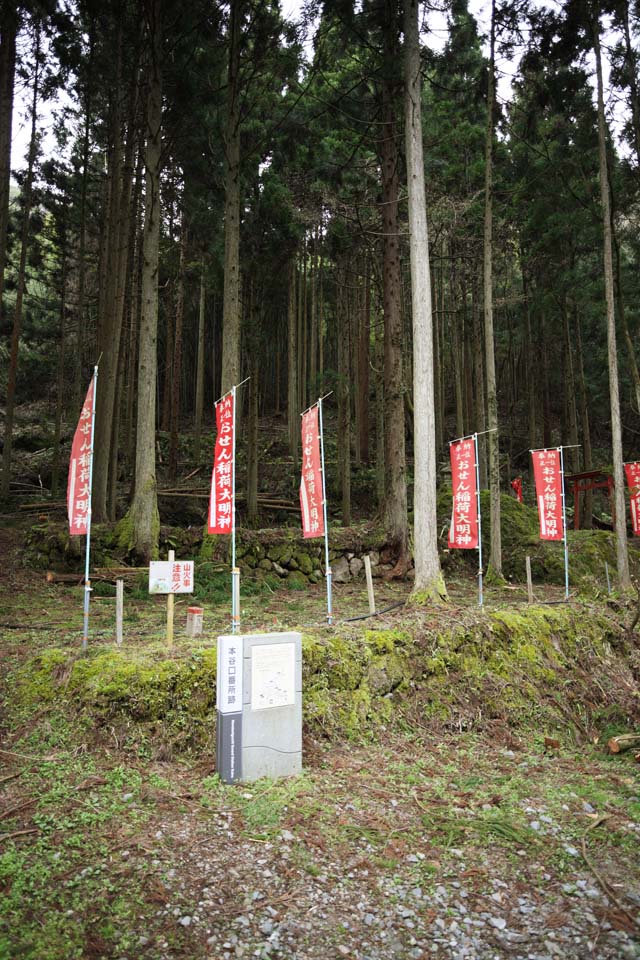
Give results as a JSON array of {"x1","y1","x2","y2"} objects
[{"x1": 235, "y1": 542, "x2": 393, "y2": 584}]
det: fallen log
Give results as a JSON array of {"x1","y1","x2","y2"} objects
[
  {"x1": 607, "y1": 733, "x2": 640, "y2": 754},
  {"x1": 46, "y1": 567, "x2": 145, "y2": 585}
]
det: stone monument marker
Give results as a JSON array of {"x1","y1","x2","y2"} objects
[{"x1": 216, "y1": 632, "x2": 302, "y2": 783}]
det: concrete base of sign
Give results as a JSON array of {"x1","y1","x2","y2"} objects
[{"x1": 217, "y1": 632, "x2": 302, "y2": 783}]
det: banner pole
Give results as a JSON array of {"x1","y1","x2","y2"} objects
[
  {"x1": 231, "y1": 383, "x2": 240, "y2": 634},
  {"x1": 559, "y1": 445, "x2": 569, "y2": 600},
  {"x1": 318, "y1": 397, "x2": 332, "y2": 625},
  {"x1": 82, "y1": 365, "x2": 98, "y2": 652},
  {"x1": 474, "y1": 432, "x2": 483, "y2": 607}
]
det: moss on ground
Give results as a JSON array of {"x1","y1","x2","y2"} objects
[{"x1": 11, "y1": 602, "x2": 639, "y2": 749}]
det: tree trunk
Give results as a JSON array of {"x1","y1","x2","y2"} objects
[
  {"x1": 575, "y1": 310, "x2": 593, "y2": 528},
  {"x1": 380, "y1": 0, "x2": 409, "y2": 570},
  {"x1": 309, "y1": 225, "x2": 318, "y2": 398},
  {"x1": 613, "y1": 233, "x2": 640, "y2": 414},
  {"x1": 74, "y1": 27, "x2": 95, "y2": 406},
  {"x1": 521, "y1": 260, "x2": 537, "y2": 453},
  {"x1": 169, "y1": 220, "x2": 187, "y2": 482},
  {"x1": 93, "y1": 27, "x2": 139, "y2": 520},
  {"x1": 337, "y1": 267, "x2": 351, "y2": 526},
  {"x1": 125, "y1": 0, "x2": 162, "y2": 562},
  {"x1": 0, "y1": 2, "x2": 17, "y2": 328},
  {"x1": 1, "y1": 22, "x2": 39, "y2": 499},
  {"x1": 592, "y1": 11, "x2": 631, "y2": 590},
  {"x1": 287, "y1": 260, "x2": 299, "y2": 467},
  {"x1": 357, "y1": 254, "x2": 370, "y2": 463},
  {"x1": 51, "y1": 251, "x2": 68, "y2": 499},
  {"x1": 562, "y1": 301, "x2": 580, "y2": 475},
  {"x1": 375, "y1": 306, "x2": 385, "y2": 510},
  {"x1": 194, "y1": 264, "x2": 207, "y2": 461},
  {"x1": 483, "y1": 0, "x2": 502, "y2": 578},
  {"x1": 220, "y1": 0, "x2": 242, "y2": 394},
  {"x1": 247, "y1": 282, "x2": 259, "y2": 523},
  {"x1": 404, "y1": 0, "x2": 446, "y2": 600},
  {"x1": 472, "y1": 275, "x2": 487, "y2": 488}
]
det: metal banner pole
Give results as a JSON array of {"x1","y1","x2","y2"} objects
[
  {"x1": 318, "y1": 397, "x2": 333, "y2": 624},
  {"x1": 474, "y1": 432, "x2": 483, "y2": 607},
  {"x1": 231, "y1": 383, "x2": 240, "y2": 634},
  {"x1": 82, "y1": 365, "x2": 98, "y2": 652},
  {"x1": 559, "y1": 445, "x2": 569, "y2": 600}
]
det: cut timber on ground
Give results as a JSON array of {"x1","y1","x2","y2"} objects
[{"x1": 607, "y1": 733, "x2": 640, "y2": 754}]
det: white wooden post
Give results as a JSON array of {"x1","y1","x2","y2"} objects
[
  {"x1": 167, "y1": 549, "x2": 175, "y2": 646},
  {"x1": 116, "y1": 579, "x2": 123, "y2": 645},
  {"x1": 364, "y1": 555, "x2": 376, "y2": 615}
]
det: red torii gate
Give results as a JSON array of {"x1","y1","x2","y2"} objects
[{"x1": 565, "y1": 469, "x2": 615, "y2": 530}]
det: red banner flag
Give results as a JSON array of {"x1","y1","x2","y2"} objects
[
  {"x1": 299, "y1": 406, "x2": 325, "y2": 539},
  {"x1": 532, "y1": 448, "x2": 563, "y2": 541},
  {"x1": 67, "y1": 377, "x2": 95, "y2": 535},
  {"x1": 448, "y1": 438, "x2": 478, "y2": 549},
  {"x1": 624, "y1": 461, "x2": 640, "y2": 536},
  {"x1": 208, "y1": 393, "x2": 234, "y2": 534}
]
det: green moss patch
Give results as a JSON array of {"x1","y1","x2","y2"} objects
[{"x1": 11, "y1": 604, "x2": 639, "y2": 750}]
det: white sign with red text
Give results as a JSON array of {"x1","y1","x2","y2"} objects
[{"x1": 149, "y1": 560, "x2": 195, "y2": 594}]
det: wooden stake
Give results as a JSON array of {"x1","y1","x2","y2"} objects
[
  {"x1": 364, "y1": 555, "x2": 376, "y2": 614},
  {"x1": 167, "y1": 549, "x2": 175, "y2": 647},
  {"x1": 115, "y1": 579, "x2": 123, "y2": 646},
  {"x1": 525, "y1": 556, "x2": 533, "y2": 603}
]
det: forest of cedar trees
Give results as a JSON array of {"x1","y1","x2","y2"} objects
[{"x1": 0, "y1": 0, "x2": 639, "y2": 598}]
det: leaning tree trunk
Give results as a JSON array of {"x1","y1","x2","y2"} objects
[
  {"x1": 1, "y1": 23, "x2": 39, "y2": 499},
  {"x1": 124, "y1": 0, "x2": 163, "y2": 562},
  {"x1": 592, "y1": 11, "x2": 631, "y2": 590},
  {"x1": 0, "y1": 2, "x2": 17, "y2": 329},
  {"x1": 405, "y1": 0, "x2": 446, "y2": 601},
  {"x1": 380, "y1": 0, "x2": 409, "y2": 573},
  {"x1": 220, "y1": 0, "x2": 242, "y2": 395},
  {"x1": 483, "y1": 0, "x2": 502, "y2": 579}
]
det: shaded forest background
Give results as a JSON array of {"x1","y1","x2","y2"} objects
[{"x1": 0, "y1": 0, "x2": 639, "y2": 583}]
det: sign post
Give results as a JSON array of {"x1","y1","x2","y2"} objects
[
  {"x1": 149, "y1": 559, "x2": 195, "y2": 643},
  {"x1": 167, "y1": 549, "x2": 175, "y2": 646},
  {"x1": 67, "y1": 365, "x2": 98, "y2": 652}
]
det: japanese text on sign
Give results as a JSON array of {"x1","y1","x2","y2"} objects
[
  {"x1": 531, "y1": 449, "x2": 563, "y2": 541},
  {"x1": 624, "y1": 462, "x2": 640, "y2": 537},
  {"x1": 217, "y1": 636, "x2": 244, "y2": 714},
  {"x1": 299, "y1": 406, "x2": 325, "y2": 539},
  {"x1": 448, "y1": 438, "x2": 478, "y2": 549},
  {"x1": 149, "y1": 560, "x2": 195, "y2": 594},
  {"x1": 208, "y1": 394, "x2": 235, "y2": 535},
  {"x1": 67, "y1": 377, "x2": 95, "y2": 536}
]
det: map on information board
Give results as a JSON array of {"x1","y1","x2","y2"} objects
[{"x1": 251, "y1": 643, "x2": 295, "y2": 710}]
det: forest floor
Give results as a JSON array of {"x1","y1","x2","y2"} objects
[{"x1": 1, "y1": 519, "x2": 639, "y2": 960}]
